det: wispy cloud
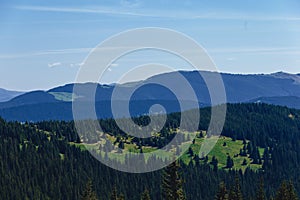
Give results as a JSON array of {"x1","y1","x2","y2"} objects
[
  {"x1": 48, "y1": 62, "x2": 62, "y2": 68},
  {"x1": 0, "y1": 47, "x2": 91, "y2": 59},
  {"x1": 70, "y1": 62, "x2": 85, "y2": 68},
  {"x1": 16, "y1": 5, "x2": 157, "y2": 18},
  {"x1": 226, "y1": 57, "x2": 236, "y2": 61},
  {"x1": 110, "y1": 63, "x2": 119, "y2": 67},
  {"x1": 120, "y1": 0, "x2": 141, "y2": 8},
  {"x1": 1, "y1": 46, "x2": 300, "y2": 60},
  {"x1": 209, "y1": 47, "x2": 300, "y2": 55},
  {"x1": 15, "y1": 5, "x2": 300, "y2": 21},
  {"x1": 48, "y1": 62, "x2": 85, "y2": 68},
  {"x1": 106, "y1": 63, "x2": 119, "y2": 72},
  {"x1": 192, "y1": 14, "x2": 300, "y2": 21},
  {"x1": 35, "y1": 48, "x2": 92, "y2": 56}
]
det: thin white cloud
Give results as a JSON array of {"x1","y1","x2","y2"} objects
[
  {"x1": 0, "y1": 47, "x2": 92, "y2": 59},
  {"x1": 1, "y1": 46, "x2": 300, "y2": 61},
  {"x1": 36, "y1": 48, "x2": 92, "y2": 56},
  {"x1": 192, "y1": 14, "x2": 300, "y2": 21},
  {"x1": 120, "y1": 0, "x2": 141, "y2": 8},
  {"x1": 49, "y1": 62, "x2": 86, "y2": 68},
  {"x1": 226, "y1": 57, "x2": 236, "y2": 61},
  {"x1": 209, "y1": 47, "x2": 300, "y2": 55},
  {"x1": 0, "y1": 46, "x2": 142, "y2": 59},
  {"x1": 48, "y1": 62, "x2": 62, "y2": 68},
  {"x1": 106, "y1": 63, "x2": 119, "y2": 71},
  {"x1": 15, "y1": 5, "x2": 300, "y2": 21},
  {"x1": 70, "y1": 62, "x2": 85, "y2": 67},
  {"x1": 16, "y1": 5, "x2": 157, "y2": 18},
  {"x1": 110, "y1": 63, "x2": 119, "y2": 67}
]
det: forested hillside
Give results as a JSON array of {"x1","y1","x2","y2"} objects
[{"x1": 0, "y1": 103, "x2": 299, "y2": 199}]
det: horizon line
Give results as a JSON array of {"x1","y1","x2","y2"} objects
[{"x1": 1, "y1": 69, "x2": 299, "y2": 92}]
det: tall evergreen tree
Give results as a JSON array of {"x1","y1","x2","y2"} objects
[
  {"x1": 141, "y1": 189, "x2": 151, "y2": 200},
  {"x1": 118, "y1": 194, "x2": 125, "y2": 200},
  {"x1": 110, "y1": 186, "x2": 118, "y2": 200},
  {"x1": 215, "y1": 181, "x2": 228, "y2": 200},
  {"x1": 256, "y1": 178, "x2": 265, "y2": 200},
  {"x1": 110, "y1": 186, "x2": 125, "y2": 200},
  {"x1": 262, "y1": 148, "x2": 269, "y2": 163},
  {"x1": 275, "y1": 181, "x2": 299, "y2": 200},
  {"x1": 242, "y1": 159, "x2": 247, "y2": 166},
  {"x1": 226, "y1": 155, "x2": 234, "y2": 168},
  {"x1": 228, "y1": 174, "x2": 243, "y2": 200},
  {"x1": 81, "y1": 180, "x2": 98, "y2": 200},
  {"x1": 188, "y1": 147, "x2": 194, "y2": 157},
  {"x1": 162, "y1": 161, "x2": 186, "y2": 200},
  {"x1": 211, "y1": 156, "x2": 219, "y2": 171},
  {"x1": 287, "y1": 181, "x2": 299, "y2": 200}
]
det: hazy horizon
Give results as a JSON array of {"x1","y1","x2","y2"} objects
[{"x1": 1, "y1": 69, "x2": 299, "y2": 92}]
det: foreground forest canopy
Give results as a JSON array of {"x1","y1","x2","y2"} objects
[{"x1": 0, "y1": 103, "x2": 300, "y2": 199}]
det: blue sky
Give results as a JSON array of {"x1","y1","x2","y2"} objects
[{"x1": 0, "y1": 0, "x2": 300, "y2": 91}]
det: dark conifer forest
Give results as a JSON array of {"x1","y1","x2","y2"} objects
[{"x1": 0, "y1": 103, "x2": 300, "y2": 199}]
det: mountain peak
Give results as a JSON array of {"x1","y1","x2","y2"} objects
[
  {"x1": 270, "y1": 71, "x2": 291, "y2": 76},
  {"x1": 269, "y1": 71, "x2": 300, "y2": 84}
]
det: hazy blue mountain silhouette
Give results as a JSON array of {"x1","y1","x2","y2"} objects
[
  {"x1": 0, "y1": 88, "x2": 24, "y2": 102},
  {"x1": 0, "y1": 70, "x2": 299, "y2": 121}
]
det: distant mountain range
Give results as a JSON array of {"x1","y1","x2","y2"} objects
[
  {"x1": 0, "y1": 88, "x2": 24, "y2": 102},
  {"x1": 0, "y1": 71, "x2": 299, "y2": 121}
]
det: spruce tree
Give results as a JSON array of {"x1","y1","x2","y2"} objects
[
  {"x1": 110, "y1": 186, "x2": 118, "y2": 200},
  {"x1": 215, "y1": 181, "x2": 228, "y2": 200},
  {"x1": 110, "y1": 186, "x2": 125, "y2": 200},
  {"x1": 242, "y1": 159, "x2": 247, "y2": 166},
  {"x1": 275, "y1": 181, "x2": 299, "y2": 200},
  {"x1": 188, "y1": 147, "x2": 194, "y2": 157},
  {"x1": 226, "y1": 156, "x2": 234, "y2": 168},
  {"x1": 141, "y1": 189, "x2": 151, "y2": 200},
  {"x1": 194, "y1": 154, "x2": 200, "y2": 166},
  {"x1": 211, "y1": 156, "x2": 219, "y2": 171},
  {"x1": 256, "y1": 178, "x2": 265, "y2": 200},
  {"x1": 81, "y1": 180, "x2": 98, "y2": 200},
  {"x1": 228, "y1": 174, "x2": 243, "y2": 200},
  {"x1": 287, "y1": 181, "x2": 299, "y2": 200},
  {"x1": 161, "y1": 161, "x2": 186, "y2": 200},
  {"x1": 118, "y1": 194, "x2": 125, "y2": 200},
  {"x1": 275, "y1": 181, "x2": 289, "y2": 200}
]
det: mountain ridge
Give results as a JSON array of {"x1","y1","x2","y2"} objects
[
  {"x1": 0, "y1": 88, "x2": 24, "y2": 103},
  {"x1": 1, "y1": 70, "x2": 300, "y2": 121}
]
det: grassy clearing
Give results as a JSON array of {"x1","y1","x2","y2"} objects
[
  {"x1": 49, "y1": 92, "x2": 79, "y2": 102},
  {"x1": 70, "y1": 132, "x2": 264, "y2": 171},
  {"x1": 181, "y1": 136, "x2": 264, "y2": 171}
]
